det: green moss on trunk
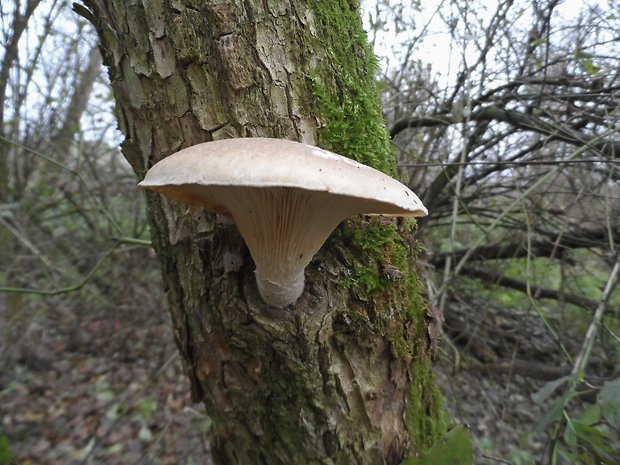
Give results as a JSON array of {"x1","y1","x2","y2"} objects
[
  {"x1": 307, "y1": 0, "x2": 448, "y2": 455},
  {"x1": 309, "y1": 0, "x2": 394, "y2": 174}
]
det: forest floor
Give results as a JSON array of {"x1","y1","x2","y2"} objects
[
  {"x1": 0, "y1": 292, "x2": 211, "y2": 465},
  {"x1": 0, "y1": 290, "x2": 587, "y2": 464}
]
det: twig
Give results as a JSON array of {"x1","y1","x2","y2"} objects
[
  {"x1": 521, "y1": 190, "x2": 571, "y2": 362},
  {"x1": 0, "y1": 134, "x2": 124, "y2": 234},
  {"x1": 431, "y1": 139, "x2": 598, "y2": 303},
  {"x1": 114, "y1": 236, "x2": 152, "y2": 247},
  {"x1": 0, "y1": 244, "x2": 118, "y2": 295},
  {"x1": 0, "y1": 215, "x2": 56, "y2": 273},
  {"x1": 480, "y1": 452, "x2": 515, "y2": 464},
  {"x1": 571, "y1": 257, "x2": 620, "y2": 376},
  {"x1": 399, "y1": 158, "x2": 620, "y2": 168}
]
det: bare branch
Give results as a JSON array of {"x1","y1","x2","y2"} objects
[
  {"x1": 460, "y1": 265, "x2": 619, "y2": 315},
  {"x1": 429, "y1": 226, "x2": 620, "y2": 268},
  {"x1": 391, "y1": 105, "x2": 620, "y2": 157}
]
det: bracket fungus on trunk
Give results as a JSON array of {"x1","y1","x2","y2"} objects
[{"x1": 139, "y1": 138, "x2": 427, "y2": 307}]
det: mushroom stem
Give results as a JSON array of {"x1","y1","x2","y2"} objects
[
  {"x1": 254, "y1": 266, "x2": 305, "y2": 308},
  {"x1": 228, "y1": 187, "x2": 342, "y2": 307}
]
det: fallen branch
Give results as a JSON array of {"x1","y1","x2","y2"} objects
[
  {"x1": 476, "y1": 358, "x2": 570, "y2": 381},
  {"x1": 428, "y1": 226, "x2": 620, "y2": 268},
  {"x1": 461, "y1": 266, "x2": 619, "y2": 314}
]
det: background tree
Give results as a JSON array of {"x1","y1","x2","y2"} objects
[{"x1": 0, "y1": 0, "x2": 153, "y2": 365}]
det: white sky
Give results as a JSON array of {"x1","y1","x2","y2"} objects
[
  {"x1": 362, "y1": 0, "x2": 616, "y2": 85},
  {"x1": 5, "y1": 0, "x2": 616, "y2": 147}
]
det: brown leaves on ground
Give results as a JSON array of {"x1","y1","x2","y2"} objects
[{"x1": 0, "y1": 300, "x2": 213, "y2": 465}]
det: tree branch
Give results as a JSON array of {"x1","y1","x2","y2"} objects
[
  {"x1": 0, "y1": 0, "x2": 44, "y2": 202},
  {"x1": 460, "y1": 265, "x2": 619, "y2": 314},
  {"x1": 391, "y1": 105, "x2": 620, "y2": 157},
  {"x1": 51, "y1": 46, "x2": 103, "y2": 151},
  {"x1": 429, "y1": 226, "x2": 620, "y2": 268},
  {"x1": 475, "y1": 358, "x2": 571, "y2": 381}
]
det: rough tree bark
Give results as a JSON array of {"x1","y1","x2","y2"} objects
[{"x1": 78, "y1": 1, "x2": 446, "y2": 463}]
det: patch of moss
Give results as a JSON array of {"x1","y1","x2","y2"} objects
[
  {"x1": 308, "y1": 0, "x2": 394, "y2": 174},
  {"x1": 339, "y1": 216, "x2": 448, "y2": 453},
  {"x1": 331, "y1": 220, "x2": 405, "y2": 364},
  {"x1": 307, "y1": 0, "x2": 448, "y2": 454},
  {"x1": 406, "y1": 357, "x2": 450, "y2": 452}
]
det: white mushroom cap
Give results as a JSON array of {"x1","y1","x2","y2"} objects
[{"x1": 139, "y1": 138, "x2": 427, "y2": 307}]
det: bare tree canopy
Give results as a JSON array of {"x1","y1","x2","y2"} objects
[{"x1": 367, "y1": 0, "x2": 619, "y2": 462}]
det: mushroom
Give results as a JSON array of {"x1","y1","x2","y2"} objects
[{"x1": 139, "y1": 138, "x2": 427, "y2": 307}]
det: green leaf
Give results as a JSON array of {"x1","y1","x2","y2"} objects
[
  {"x1": 581, "y1": 59, "x2": 601, "y2": 75},
  {"x1": 573, "y1": 421, "x2": 614, "y2": 453},
  {"x1": 532, "y1": 376, "x2": 573, "y2": 404},
  {"x1": 598, "y1": 378, "x2": 620, "y2": 428},
  {"x1": 534, "y1": 392, "x2": 572, "y2": 433},
  {"x1": 573, "y1": 49, "x2": 593, "y2": 60},
  {"x1": 573, "y1": 49, "x2": 601, "y2": 74},
  {"x1": 401, "y1": 425, "x2": 473, "y2": 465},
  {"x1": 579, "y1": 403, "x2": 602, "y2": 426},
  {"x1": 135, "y1": 397, "x2": 157, "y2": 421},
  {"x1": 564, "y1": 417, "x2": 577, "y2": 447},
  {"x1": 0, "y1": 433, "x2": 11, "y2": 465}
]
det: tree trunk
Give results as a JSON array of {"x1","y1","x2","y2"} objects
[
  {"x1": 0, "y1": 0, "x2": 43, "y2": 203},
  {"x1": 79, "y1": 0, "x2": 446, "y2": 463},
  {"x1": 50, "y1": 46, "x2": 103, "y2": 153}
]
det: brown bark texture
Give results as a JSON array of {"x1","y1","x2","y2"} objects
[{"x1": 78, "y1": 0, "x2": 446, "y2": 464}]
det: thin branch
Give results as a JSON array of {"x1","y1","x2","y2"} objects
[
  {"x1": 429, "y1": 226, "x2": 620, "y2": 268},
  {"x1": 0, "y1": 215, "x2": 56, "y2": 272},
  {"x1": 399, "y1": 158, "x2": 620, "y2": 168},
  {"x1": 571, "y1": 258, "x2": 620, "y2": 376},
  {"x1": 0, "y1": 245, "x2": 118, "y2": 295},
  {"x1": 0, "y1": 135, "x2": 124, "y2": 233},
  {"x1": 114, "y1": 236, "x2": 152, "y2": 246},
  {"x1": 390, "y1": 105, "x2": 620, "y2": 157}
]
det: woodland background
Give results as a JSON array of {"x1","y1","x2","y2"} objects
[{"x1": 0, "y1": 0, "x2": 618, "y2": 464}]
